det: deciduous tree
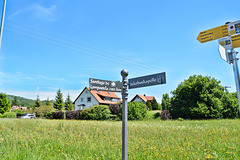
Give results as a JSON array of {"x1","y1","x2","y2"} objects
[{"x1": 0, "y1": 93, "x2": 11, "y2": 114}]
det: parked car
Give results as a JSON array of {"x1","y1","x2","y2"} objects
[{"x1": 21, "y1": 114, "x2": 36, "y2": 119}]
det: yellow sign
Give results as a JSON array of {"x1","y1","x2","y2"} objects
[
  {"x1": 197, "y1": 24, "x2": 229, "y2": 43},
  {"x1": 231, "y1": 34, "x2": 240, "y2": 48}
]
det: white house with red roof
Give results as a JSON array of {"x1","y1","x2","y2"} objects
[
  {"x1": 130, "y1": 94, "x2": 155, "y2": 104},
  {"x1": 73, "y1": 87, "x2": 121, "y2": 111}
]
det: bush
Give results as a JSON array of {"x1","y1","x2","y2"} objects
[
  {"x1": 34, "y1": 105, "x2": 55, "y2": 118},
  {"x1": 0, "y1": 113, "x2": 3, "y2": 118},
  {"x1": 46, "y1": 111, "x2": 53, "y2": 119},
  {"x1": 3, "y1": 112, "x2": 17, "y2": 118},
  {"x1": 75, "y1": 110, "x2": 82, "y2": 119},
  {"x1": 79, "y1": 105, "x2": 112, "y2": 120},
  {"x1": 66, "y1": 111, "x2": 76, "y2": 119},
  {"x1": 11, "y1": 109, "x2": 24, "y2": 117},
  {"x1": 79, "y1": 108, "x2": 92, "y2": 120},
  {"x1": 160, "y1": 110, "x2": 171, "y2": 120},
  {"x1": 52, "y1": 111, "x2": 64, "y2": 119},
  {"x1": 127, "y1": 101, "x2": 148, "y2": 120},
  {"x1": 89, "y1": 105, "x2": 111, "y2": 120},
  {"x1": 109, "y1": 103, "x2": 121, "y2": 116}
]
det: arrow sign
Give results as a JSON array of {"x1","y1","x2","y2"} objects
[
  {"x1": 197, "y1": 24, "x2": 229, "y2": 43},
  {"x1": 128, "y1": 72, "x2": 166, "y2": 89},
  {"x1": 219, "y1": 36, "x2": 232, "y2": 50},
  {"x1": 231, "y1": 34, "x2": 240, "y2": 49},
  {"x1": 89, "y1": 78, "x2": 122, "y2": 92}
]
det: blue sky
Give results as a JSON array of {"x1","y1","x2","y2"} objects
[{"x1": 0, "y1": 0, "x2": 240, "y2": 102}]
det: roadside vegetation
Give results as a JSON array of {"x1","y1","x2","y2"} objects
[{"x1": 0, "y1": 119, "x2": 239, "y2": 159}]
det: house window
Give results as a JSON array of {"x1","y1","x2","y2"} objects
[
  {"x1": 81, "y1": 98, "x2": 83, "y2": 102},
  {"x1": 87, "y1": 97, "x2": 91, "y2": 102}
]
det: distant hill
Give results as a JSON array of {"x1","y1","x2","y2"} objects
[{"x1": 7, "y1": 95, "x2": 54, "y2": 108}]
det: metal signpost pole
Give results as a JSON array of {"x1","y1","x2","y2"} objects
[
  {"x1": 0, "y1": 0, "x2": 6, "y2": 50},
  {"x1": 121, "y1": 69, "x2": 128, "y2": 160},
  {"x1": 231, "y1": 50, "x2": 240, "y2": 115}
]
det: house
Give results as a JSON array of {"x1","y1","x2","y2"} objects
[
  {"x1": 73, "y1": 87, "x2": 121, "y2": 111},
  {"x1": 130, "y1": 94, "x2": 155, "y2": 104}
]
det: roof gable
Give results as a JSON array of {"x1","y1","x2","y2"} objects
[
  {"x1": 131, "y1": 94, "x2": 155, "y2": 103},
  {"x1": 74, "y1": 87, "x2": 121, "y2": 105}
]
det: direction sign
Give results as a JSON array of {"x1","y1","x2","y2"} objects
[
  {"x1": 219, "y1": 36, "x2": 232, "y2": 50},
  {"x1": 89, "y1": 78, "x2": 122, "y2": 92},
  {"x1": 197, "y1": 24, "x2": 229, "y2": 43},
  {"x1": 228, "y1": 20, "x2": 240, "y2": 36},
  {"x1": 128, "y1": 72, "x2": 166, "y2": 89},
  {"x1": 231, "y1": 34, "x2": 240, "y2": 49}
]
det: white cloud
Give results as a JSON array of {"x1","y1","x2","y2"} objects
[{"x1": 7, "y1": 4, "x2": 57, "y2": 21}]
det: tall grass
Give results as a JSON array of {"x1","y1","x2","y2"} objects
[{"x1": 0, "y1": 119, "x2": 239, "y2": 159}]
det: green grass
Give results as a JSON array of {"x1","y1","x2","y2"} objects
[{"x1": 0, "y1": 119, "x2": 240, "y2": 159}]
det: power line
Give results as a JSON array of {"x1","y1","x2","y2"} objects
[{"x1": 5, "y1": 20, "x2": 186, "y2": 80}]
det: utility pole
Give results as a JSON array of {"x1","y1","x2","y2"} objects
[{"x1": 0, "y1": 0, "x2": 6, "y2": 50}]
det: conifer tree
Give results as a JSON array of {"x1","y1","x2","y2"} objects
[
  {"x1": 34, "y1": 95, "x2": 41, "y2": 108},
  {"x1": 54, "y1": 89, "x2": 64, "y2": 111},
  {"x1": 151, "y1": 98, "x2": 159, "y2": 110},
  {"x1": 46, "y1": 98, "x2": 51, "y2": 107},
  {"x1": 64, "y1": 93, "x2": 74, "y2": 111},
  {"x1": 146, "y1": 100, "x2": 152, "y2": 110}
]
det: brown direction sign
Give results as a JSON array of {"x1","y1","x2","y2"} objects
[{"x1": 197, "y1": 24, "x2": 229, "y2": 43}]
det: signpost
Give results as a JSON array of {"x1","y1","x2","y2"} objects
[
  {"x1": 89, "y1": 78, "x2": 122, "y2": 92},
  {"x1": 197, "y1": 24, "x2": 229, "y2": 43},
  {"x1": 128, "y1": 72, "x2": 166, "y2": 89},
  {"x1": 89, "y1": 70, "x2": 166, "y2": 160},
  {"x1": 198, "y1": 20, "x2": 240, "y2": 116}
]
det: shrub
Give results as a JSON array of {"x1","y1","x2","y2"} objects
[
  {"x1": 79, "y1": 105, "x2": 112, "y2": 120},
  {"x1": 52, "y1": 111, "x2": 64, "y2": 119},
  {"x1": 0, "y1": 113, "x2": 3, "y2": 118},
  {"x1": 11, "y1": 109, "x2": 24, "y2": 117},
  {"x1": 3, "y1": 112, "x2": 17, "y2": 118},
  {"x1": 127, "y1": 101, "x2": 148, "y2": 120},
  {"x1": 46, "y1": 111, "x2": 53, "y2": 119},
  {"x1": 66, "y1": 111, "x2": 76, "y2": 119},
  {"x1": 79, "y1": 108, "x2": 92, "y2": 120},
  {"x1": 88, "y1": 105, "x2": 111, "y2": 120},
  {"x1": 75, "y1": 110, "x2": 82, "y2": 119},
  {"x1": 34, "y1": 105, "x2": 55, "y2": 118},
  {"x1": 109, "y1": 103, "x2": 121, "y2": 116},
  {"x1": 160, "y1": 110, "x2": 171, "y2": 120}
]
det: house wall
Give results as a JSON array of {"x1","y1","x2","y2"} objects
[
  {"x1": 74, "y1": 88, "x2": 99, "y2": 111},
  {"x1": 133, "y1": 96, "x2": 146, "y2": 104}
]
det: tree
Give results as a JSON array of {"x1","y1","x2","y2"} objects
[
  {"x1": 34, "y1": 95, "x2": 41, "y2": 108},
  {"x1": 161, "y1": 93, "x2": 171, "y2": 110},
  {"x1": 0, "y1": 93, "x2": 11, "y2": 114},
  {"x1": 65, "y1": 93, "x2": 74, "y2": 111},
  {"x1": 171, "y1": 75, "x2": 239, "y2": 119},
  {"x1": 46, "y1": 98, "x2": 51, "y2": 107},
  {"x1": 151, "y1": 98, "x2": 159, "y2": 110},
  {"x1": 54, "y1": 89, "x2": 64, "y2": 111},
  {"x1": 12, "y1": 96, "x2": 19, "y2": 106},
  {"x1": 146, "y1": 100, "x2": 152, "y2": 110}
]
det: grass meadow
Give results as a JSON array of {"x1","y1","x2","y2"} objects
[{"x1": 0, "y1": 119, "x2": 240, "y2": 160}]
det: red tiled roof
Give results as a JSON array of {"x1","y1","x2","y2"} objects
[
  {"x1": 73, "y1": 87, "x2": 120, "y2": 105},
  {"x1": 86, "y1": 87, "x2": 120, "y2": 104},
  {"x1": 131, "y1": 94, "x2": 155, "y2": 103}
]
